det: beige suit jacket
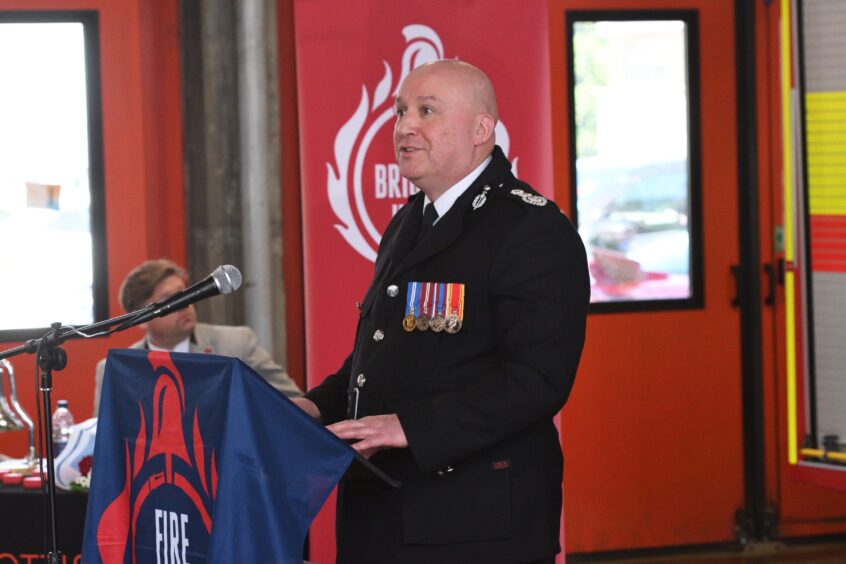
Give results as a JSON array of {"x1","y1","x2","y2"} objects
[{"x1": 92, "y1": 322, "x2": 301, "y2": 415}]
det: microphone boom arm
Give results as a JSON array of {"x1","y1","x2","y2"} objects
[{"x1": 0, "y1": 264, "x2": 242, "y2": 361}]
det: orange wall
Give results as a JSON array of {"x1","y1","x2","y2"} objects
[{"x1": 0, "y1": 0, "x2": 185, "y2": 456}]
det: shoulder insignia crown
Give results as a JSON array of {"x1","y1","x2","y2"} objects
[
  {"x1": 509, "y1": 188, "x2": 548, "y2": 207},
  {"x1": 489, "y1": 181, "x2": 552, "y2": 209}
]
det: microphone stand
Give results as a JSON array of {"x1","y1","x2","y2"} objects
[
  {"x1": 0, "y1": 307, "x2": 162, "y2": 563},
  {"x1": 35, "y1": 323, "x2": 65, "y2": 564}
]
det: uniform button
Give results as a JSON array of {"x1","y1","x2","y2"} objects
[
  {"x1": 436, "y1": 465, "x2": 455, "y2": 476},
  {"x1": 387, "y1": 284, "x2": 399, "y2": 298},
  {"x1": 356, "y1": 373, "x2": 366, "y2": 388},
  {"x1": 373, "y1": 329, "x2": 385, "y2": 342}
]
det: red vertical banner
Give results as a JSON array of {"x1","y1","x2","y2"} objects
[{"x1": 293, "y1": 2, "x2": 552, "y2": 561}]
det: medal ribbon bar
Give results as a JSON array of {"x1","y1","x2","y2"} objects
[{"x1": 403, "y1": 281, "x2": 419, "y2": 332}]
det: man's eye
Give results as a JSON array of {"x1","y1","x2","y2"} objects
[
  {"x1": 396, "y1": 108, "x2": 406, "y2": 117},
  {"x1": 421, "y1": 106, "x2": 434, "y2": 115}
]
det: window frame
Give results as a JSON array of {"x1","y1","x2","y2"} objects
[
  {"x1": 566, "y1": 9, "x2": 704, "y2": 314},
  {"x1": 0, "y1": 10, "x2": 108, "y2": 341}
]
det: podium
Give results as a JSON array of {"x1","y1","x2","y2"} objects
[{"x1": 82, "y1": 350, "x2": 356, "y2": 564}]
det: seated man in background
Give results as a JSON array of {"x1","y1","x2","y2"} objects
[{"x1": 92, "y1": 258, "x2": 301, "y2": 415}]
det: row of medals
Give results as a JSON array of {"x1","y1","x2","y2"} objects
[{"x1": 403, "y1": 312, "x2": 462, "y2": 334}]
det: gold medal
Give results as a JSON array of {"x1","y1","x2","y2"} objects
[
  {"x1": 416, "y1": 314, "x2": 430, "y2": 331},
  {"x1": 403, "y1": 314, "x2": 417, "y2": 332},
  {"x1": 430, "y1": 315, "x2": 445, "y2": 332}
]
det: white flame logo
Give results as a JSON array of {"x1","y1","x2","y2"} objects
[{"x1": 327, "y1": 25, "x2": 516, "y2": 262}]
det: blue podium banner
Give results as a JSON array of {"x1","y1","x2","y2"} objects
[{"x1": 82, "y1": 349, "x2": 353, "y2": 563}]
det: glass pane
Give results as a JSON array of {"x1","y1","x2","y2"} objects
[
  {"x1": 572, "y1": 20, "x2": 692, "y2": 303},
  {"x1": 0, "y1": 22, "x2": 95, "y2": 329}
]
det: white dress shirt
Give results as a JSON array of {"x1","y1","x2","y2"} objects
[
  {"x1": 424, "y1": 155, "x2": 492, "y2": 224},
  {"x1": 148, "y1": 335, "x2": 191, "y2": 353}
]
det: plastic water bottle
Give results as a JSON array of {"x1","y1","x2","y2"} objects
[{"x1": 51, "y1": 399, "x2": 74, "y2": 457}]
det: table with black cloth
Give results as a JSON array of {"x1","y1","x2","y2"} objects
[{"x1": 0, "y1": 484, "x2": 86, "y2": 562}]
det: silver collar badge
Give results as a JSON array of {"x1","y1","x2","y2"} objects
[{"x1": 473, "y1": 185, "x2": 492, "y2": 210}]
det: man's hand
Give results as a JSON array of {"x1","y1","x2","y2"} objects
[
  {"x1": 291, "y1": 397, "x2": 322, "y2": 420},
  {"x1": 327, "y1": 414, "x2": 408, "y2": 459}
]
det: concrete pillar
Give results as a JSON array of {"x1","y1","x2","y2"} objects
[{"x1": 180, "y1": 0, "x2": 286, "y2": 364}]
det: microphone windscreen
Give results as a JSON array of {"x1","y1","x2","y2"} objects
[{"x1": 213, "y1": 265, "x2": 242, "y2": 294}]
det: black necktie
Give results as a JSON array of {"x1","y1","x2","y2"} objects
[{"x1": 417, "y1": 204, "x2": 439, "y2": 243}]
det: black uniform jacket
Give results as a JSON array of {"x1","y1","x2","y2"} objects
[{"x1": 306, "y1": 146, "x2": 590, "y2": 563}]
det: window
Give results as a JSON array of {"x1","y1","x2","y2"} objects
[
  {"x1": 0, "y1": 11, "x2": 107, "y2": 340},
  {"x1": 568, "y1": 12, "x2": 703, "y2": 311}
]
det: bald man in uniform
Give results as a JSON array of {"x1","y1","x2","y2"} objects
[{"x1": 294, "y1": 60, "x2": 589, "y2": 563}]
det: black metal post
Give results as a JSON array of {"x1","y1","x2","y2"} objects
[
  {"x1": 734, "y1": 0, "x2": 774, "y2": 544},
  {"x1": 36, "y1": 323, "x2": 67, "y2": 563}
]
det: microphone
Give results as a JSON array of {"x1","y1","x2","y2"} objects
[{"x1": 118, "y1": 265, "x2": 242, "y2": 330}]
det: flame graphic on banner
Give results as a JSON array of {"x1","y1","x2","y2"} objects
[
  {"x1": 96, "y1": 352, "x2": 217, "y2": 564},
  {"x1": 327, "y1": 24, "x2": 517, "y2": 262}
]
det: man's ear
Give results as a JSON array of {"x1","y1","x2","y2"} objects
[{"x1": 474, "y1": 113, "x2": 496, "y2": 145}]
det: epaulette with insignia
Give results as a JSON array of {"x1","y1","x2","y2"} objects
[
  {"x1": 494, "y1": 181, "x2": 550, "y2": 208},
  {"x1": 472, "y1": 182, "x2": 553, "y2": 212},
  {"x1": 509, "y1": 188, "x2": 548, "y2": 207}
]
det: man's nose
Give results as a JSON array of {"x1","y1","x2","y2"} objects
[{"x1": 396, "y1": 114, "x2": 418, "y2": 136}]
